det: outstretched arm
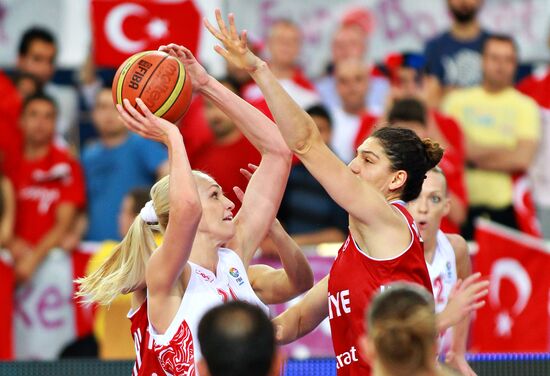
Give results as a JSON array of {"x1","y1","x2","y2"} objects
[
  {"x1": 445, "y1": 235, "x2": 477, "y2": 376},
  {"x1": 160, "y1": 44, "x2": 291, "y2": 268},
  {"x1": 273, "y1": 276, "x2": 329, "y2": 344},
  {"x1": 204, "y1": 10, "x2": 401, "y2": 237},
  {"x1": 235, "y1": 166, "x2": 314, "y2": 304},
  {"x1": 117, "y1": 99, "x2": 202, "y2": 333}
]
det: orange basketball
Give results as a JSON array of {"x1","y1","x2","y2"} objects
[{"x1": 112, "y1": 51, "x2": 193, "y2": 124}]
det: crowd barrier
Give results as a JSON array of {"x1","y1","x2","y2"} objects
[{"x1": 1, "y1": 354, "x2": 549, "y2": 376}]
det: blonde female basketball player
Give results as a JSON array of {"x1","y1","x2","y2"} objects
[{"x1": 78, "y1": 49, "x2": 307, "y2": 374}]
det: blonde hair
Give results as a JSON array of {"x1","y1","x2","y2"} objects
[
  {"x1": 367, "y1": 283, "x2": 437, "y2": 376},
  {"x1": 76, "y1": 175, "x2": 170, "y2": 305},
  {"x1": 77, "y1": 170, "x2": 216, "y2": 305}
]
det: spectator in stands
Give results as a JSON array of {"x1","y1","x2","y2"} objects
[
  {"x1": 443, "y1": 35, "x2": 540, "y2": 239},
  {"x1": 190, "y1": 78, "x2": 261, "y2": 213},
  {"x1": 16, "y1": 27, "x2": 78, "y2": 143},
  {"x1": 423, "y1": 0, "x2": 492, "y2": 106},
  {"x1": 0, "y1": 70, "x2": 25, "y2": 181},
  {"x1": 0, "y1": 174, "x2": 15, "y2": 249},
  {"x1": 316, "y1": 20, "x2": 389, "y2": 115},
  {"x1": 0, "y1": 172, "x2": 15, "y2": 360},
  {"x1": 278, "y1": 105, "x2": 347, "y2": 246},
  {"x1": 387, "y1": 98, "x2": 467, "y2": 233},
  {"x1": 242, "y1": 19, "x2": 319, "y2": 111},
  {"x1": 198, "y1": 301, "x2": 281, "y2": 376},
  {"x1": 9, "y1": 93, "x2": 85, "y2": 283},
  {"x1": 82, "y1": 86, "x2": 168, "y2": 241},
  {"x1": 329, "y1": 59, "x2": 378, "y2": 163},
  {"x1": 87, "y1": 187, "x2": 153, "y2": 359},
  {"x1": 517, "y1": 39, "x2": 550, "y2": 239}
]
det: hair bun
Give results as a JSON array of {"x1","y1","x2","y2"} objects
[{"x1": 422, "y1": 138, "x2": 444, "y2": 169}]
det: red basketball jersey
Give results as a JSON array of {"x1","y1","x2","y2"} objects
[
  {"x1": 328, "y1": 202, "x2": 433, "y2": 375},
  {"x1": 129, "y1": 300, "x2": 166, "y2": 376}
]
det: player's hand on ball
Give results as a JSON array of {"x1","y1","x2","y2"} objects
[
  {"x1": 204, "y1": 9, "x2": 263, "y2": 72},
  {"x1": 117, "y1": 98, "x2": 178, "y2": 145},
  {"x1": 158, "y1": 44, "x2": 210, "y2": 91}
]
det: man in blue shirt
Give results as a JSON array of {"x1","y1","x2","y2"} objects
[
  {"x1": 424, "y1": 0, "x2": 492, "y2": 104},
  {"x1": 82, "y1": 86, "x2": 168, "y2": 241}
]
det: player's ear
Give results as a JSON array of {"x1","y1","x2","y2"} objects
[
  {"x1": 443, "y1": 196, "x2": 451, "y2": 217},
  {"x1": 358, "y1": 334, "x2": 376, "y2": 365}
]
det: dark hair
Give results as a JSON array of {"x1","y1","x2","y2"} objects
[
  {"x1": 371, "y1": 127, "x2": 443, "y2": 202},
  {"x1": 367, "y1": 283, "x2": 436, "y2": 376},
  {"x1": 18, "y1": 27, "x2": 56, "y2": 56},
  {"x1": 21, "y1": 92, "x2": 57, "y2": 113},
  {"x1": 306, "y1": 104, "x2": 332, "y2": 128},
  {"x1": 198, "y1": 301, "x2": 275, "y2": 376},
  {"x1": 388, "y1": 98, "x2": 426, "y2": 126},
  {"x1": 22, "y1": 92, "x2": 58, "y2": 114},
  {"x1": 127, "y1": 187, "x2": 152, "y2": 216},
  {"x1": 482, "y1": 34, "x2": 518, "y2": 56}
]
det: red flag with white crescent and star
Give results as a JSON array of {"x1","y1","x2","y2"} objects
[
  {"x1": 91, "y1": 0, "x2": 201, "y2": 67},
  {"x1": 471, "y1": 219, "x2": 550, "y2": 352}
]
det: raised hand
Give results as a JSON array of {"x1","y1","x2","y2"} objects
[
  {"x1": 203, "y1": 9, "x2": 263, "y2": 72},
  {"x1": 116, "y1": 98, "x2": 179, "y2": 145},
  {"x1": 440, "y1": 272, "x2": 489, "y2": 329},
  {"x1": 232, "y1": 163, "x2": 259, "y2": 202},
  {"x1": 445, "y1": 351, "x2": 477, "y2": 376},
  {"x1": 158, "y1": 44, "x2": 210, "y2": 91}
]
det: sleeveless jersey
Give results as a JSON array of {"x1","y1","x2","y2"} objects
[
  {"x1": 328, "y1": 202, "x2": 433, "y2": 376},
  {"x1": 149, "y1": 248, "x2": 269, "y2": 376},
  {"x1": 128, "y1": 300, "x2": 165, "y2": 376},
  {"x1": 426, "y1": 230, "x2": 458, "y2": 355}
]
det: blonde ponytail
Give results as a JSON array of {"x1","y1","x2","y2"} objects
[
  {"x1": 76, "y1": 216, "x2": 157, "y2": 305},
  {"x1": 77, "y1": 175, "x2": 171, "y2": 305}
]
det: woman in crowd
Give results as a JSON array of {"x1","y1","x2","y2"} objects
[
  {"x1": 408, "y1": 168, "x2": 476, "y2": 376},
  {"x1": 204, "y1": 10, "x2": 488, "y2": 376}
]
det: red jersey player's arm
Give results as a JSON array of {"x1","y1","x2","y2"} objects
[
  {"x1": 272, "y1": 275, "x2": 329, "y2": 344},
  {"x1": 436, "y1": 272, "x2": 488, "y2": 333},
  {"x1": 204, "y1": 10, "x2": 410, "y2": 259},
  {"x1": 445, "y1": 234, "x2": 476, "y2": 375},
  {"x1": 247, "y1": 220, "x2": 314, "y2": 305}
]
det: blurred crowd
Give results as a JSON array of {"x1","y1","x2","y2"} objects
[{"x1": 0, "y1": 0, "x2": 549, "y2": 360}]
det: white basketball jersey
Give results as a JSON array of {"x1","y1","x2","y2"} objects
[
  {"x1": 149, "y1": 248, "x2": 269, "y2": 375},
  {"x1": 426, "y1": 230, "x2": 458, "y2": 355}
]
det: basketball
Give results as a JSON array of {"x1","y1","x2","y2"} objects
[{"x1": 112, "y1": 50, "x2": 193, "y2": 124}]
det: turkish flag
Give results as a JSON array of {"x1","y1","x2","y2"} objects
[
  {"x1": 471, "y1": 219, "x2": 550, "y2": 352},
  {"x1": 512, "y1": 174, "x2": 542, "y2": 238},
  {"x1": 91, "y1": 0, "x2": 201, "y2": 67}
]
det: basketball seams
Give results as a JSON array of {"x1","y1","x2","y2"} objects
[
  {"x1": 154, "y1": 59, "x2": 186, "y2": 118},
  {"x1": 134, "y1": 54, "x2": 170, "y2": 110}
]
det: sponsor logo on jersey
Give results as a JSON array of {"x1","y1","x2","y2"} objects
[
  {"x1": 196, "y1": 269, "x2": 214, "y2": 282},
  {"x1": 229, "y1": 267, "x2": 244, "y2": 285}
]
